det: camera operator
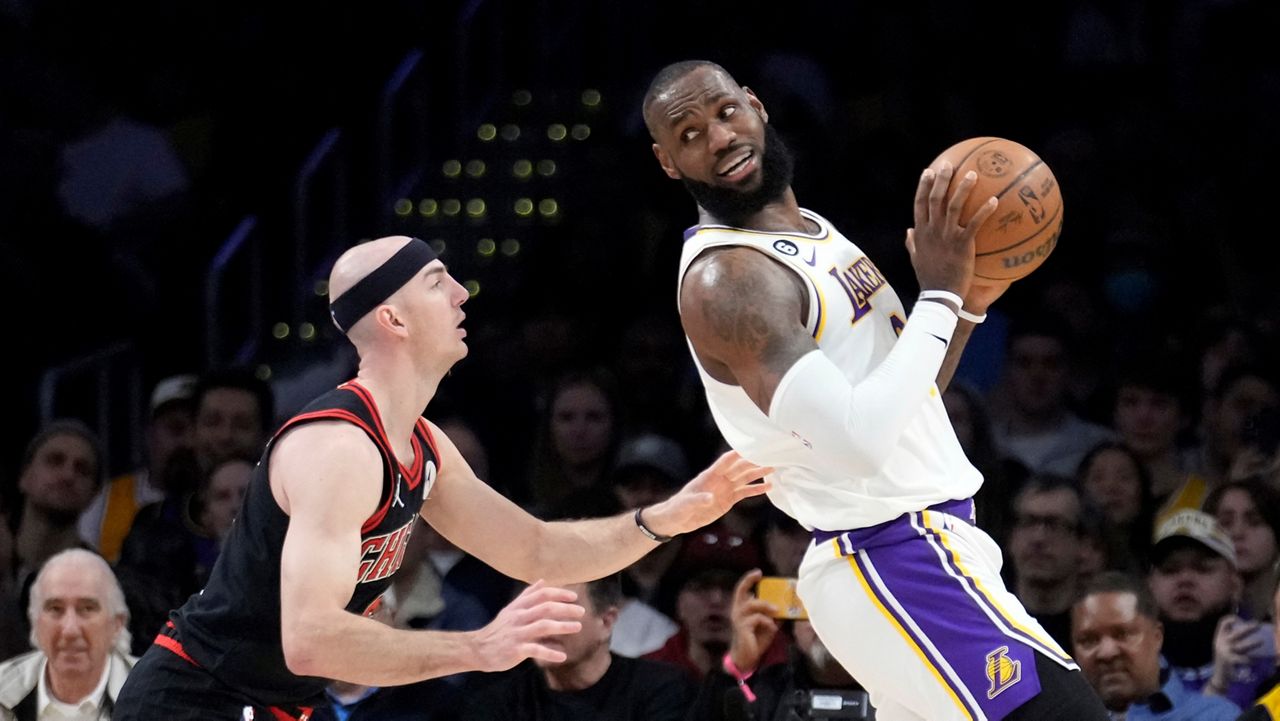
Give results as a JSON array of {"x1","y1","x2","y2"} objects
[{"x1": 687, "y1": 569, "x2": 873, "y2": 720}]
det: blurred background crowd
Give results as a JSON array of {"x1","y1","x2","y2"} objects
[{"x1": 3, "y1": 1, "x2": 1280, "y2": 719}]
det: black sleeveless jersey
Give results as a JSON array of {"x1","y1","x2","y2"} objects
[{"x1": 170, "y1": 380, "x2": 440, "y2": 707}]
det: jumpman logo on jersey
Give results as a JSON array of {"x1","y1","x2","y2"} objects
[{"x1": 392, "y1": 472, "x2": 405, "y2": 508}]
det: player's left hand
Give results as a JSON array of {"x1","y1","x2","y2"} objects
[
  {"x1": 644, "y1": 451, "x2": 772, "y2": 538},
  {"x1": 963, "y1": 281, "x2": 1012, "y2": 316}
]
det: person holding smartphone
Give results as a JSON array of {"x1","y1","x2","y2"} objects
[{"x1": 688, "y1": 569, "x2": 872, "y2": 720}]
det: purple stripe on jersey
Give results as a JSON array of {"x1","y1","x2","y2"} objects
[
  {"x1": 851, "y1": 550, "x2": 983, "y2": 719},
  {"x1": 911, "y1": 513, "x2": 1075, "y2": 667},
  {"x1": 858, "y1": 528, "x2": 1043, "y2": 721},
  {"x1": 683, "y1": 225, "x2": 702, "y2": 241}
]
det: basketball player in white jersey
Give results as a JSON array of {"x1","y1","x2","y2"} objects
[{"x1": 643, "y1": 61, "x2": 1108, "y2": 721}]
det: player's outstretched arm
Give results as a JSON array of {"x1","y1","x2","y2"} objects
[
  {"x1": 275, "y1": 423, "x2": 583, "y2": 685},
  {"x1": 421, "y1": 423, "x2": 770, "y2": 585}
]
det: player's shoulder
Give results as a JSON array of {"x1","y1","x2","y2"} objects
[
  {"x1": 680, "y1": 245, "x2": 791, "y2": 306},
  {"x1": 274, "y1": 420, "x2": 380, "y2": 466}
]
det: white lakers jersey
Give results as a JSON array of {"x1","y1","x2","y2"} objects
[{"x1": 678, "y1": 208, "x2": 982, "y2": 532}]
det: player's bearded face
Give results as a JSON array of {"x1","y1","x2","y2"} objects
[{"x1": 682, "y1": 123, "x2": 795, "y2": 225}]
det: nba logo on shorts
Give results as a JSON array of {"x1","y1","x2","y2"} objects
[{"x1": 985, "y1": 645, "x2": 1022, "y2": 699}]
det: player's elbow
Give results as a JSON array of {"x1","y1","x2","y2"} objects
[{"x1": 281, "y1": 619, "x2": 326, "y2": 676}]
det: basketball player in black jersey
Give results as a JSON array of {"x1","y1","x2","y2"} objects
[{"x1": 113, "y1": 235, "x2": 772, "y2": 720}]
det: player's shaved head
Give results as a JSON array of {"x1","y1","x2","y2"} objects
[
  {"x1": 643, "y1": 60, "x2": 737, "y2": 138},
  {"x1": 329, "y1": 235, "x2": 416, "y2": 301}
]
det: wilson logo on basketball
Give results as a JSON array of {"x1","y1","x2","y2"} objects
[
  {"x1": 357, "y1": 519, "x2": 415, "y2": 584},
  {"x1": 1002, "y1": 231, "x2": 1059, "y2": 269}
]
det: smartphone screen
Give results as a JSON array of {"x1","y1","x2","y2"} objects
[{"x1": 757, "y1": 576, "x2": 808, "y2": 620}]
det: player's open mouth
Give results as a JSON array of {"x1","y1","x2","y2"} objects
[{"x1": 717, "y1": 149, "x2": 755, "y2": 182}]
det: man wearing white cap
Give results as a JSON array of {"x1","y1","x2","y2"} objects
[
  {"x1": 1147, "y1": 508, "x2": 1272, "y2": 706},
  {"x1": 77, "y1": 374, "x2": 197, "y2": 561}
]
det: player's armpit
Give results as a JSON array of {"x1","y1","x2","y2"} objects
[
  {"x1": 679, "y1": 246, "x2": 818, "y2": 412},
  {"x1": 419, "y1": 420, "x2": 547, "y2": 581}
]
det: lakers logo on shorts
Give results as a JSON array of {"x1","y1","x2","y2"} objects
[{"x1": 984, "y1": 645, "x2": 1022, "y2": 699}]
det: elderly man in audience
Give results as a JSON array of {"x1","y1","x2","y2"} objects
[{"x1": 0, "y1": 549, "x2": 136, "y2": 720}]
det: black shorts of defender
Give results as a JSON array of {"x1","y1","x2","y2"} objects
[
  {"x1": 114, "y1": 638, "x2": 314, "y2": 721},
  {"x1": 1003, "y1": 652, "x2": 1109, "y2": 721}
]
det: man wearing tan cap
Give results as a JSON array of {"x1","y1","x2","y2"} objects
[
  {"x1": 1147, "y1": 509, "x2": 1272, "y2": 708},
  {"x1": 77, "y1": 374, "x2": 197, "y2": 561}
]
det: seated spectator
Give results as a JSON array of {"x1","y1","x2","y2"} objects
[
  {"x1": 1007, "y1": 475, "x2": 1085, "y2": 649},
  {"x1": 528, "y1": 369, "x2": 622, "y2": 515},
  {"x1": 612, "y1": 434, "x2": 688, "y2": 513},
  {"x1": 1236, "y1": 577, "x2": 1280, "y2": 720},
  {"x1": 114, "y1": 451, "x2": 253, "y2": 654},
  {"x1": 1110, "y1": 362, "x2": 1197, "y2": 502},
  {"x1": 1147, "y1": 509, "x2": 1270, "y2": 708},
  {"x1": 646, "y1": 533, "x2": 786, "y2": 679},
  {"x1": 1078, "y1": 441, "x2": 1155, "y2": 573},
  {"x1": 1162, "y1": 366, "x2": 1279, "y2": 518},
  {"x1": 10, "y1": 421, "x2": 102, "y2": 601},
  {"x1": 688, "y1": 568, "x2": 873, "y2": 721},
  {"x1": 193, "y1": 456, "x2": 254, "y2": 544},
  {"x1": 992, "y1": 319, "x2": 1114, "y2": 478},
  {"x1": 0, "y1": 549, "x2": 136, "y2": 720},
  {"x1": 1205, "y1": 481, "x2": 1280, "y2": 622},
  {"x1": 77, "y1": 373, "x2": 196, "y2": 562},
  {"x1": 458, "y1": 574, "x2": 692, "y2": 721},
  {"x1": 607, "y1": 434, "x2": 687, "y2": 657},
  {"x1": 191, "y1": 368, "x2": 275, "y2": 470},
  {"x1": 1071, "y1": 571, "x2": 1239, "y2": 720}
]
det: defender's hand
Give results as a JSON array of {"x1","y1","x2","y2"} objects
[
  {"x1": 643, "y1": 451, "x2": 772, "y2": 538},
  {"x1": 470, "y1": 581, "x2": 585, "y2": 672}
]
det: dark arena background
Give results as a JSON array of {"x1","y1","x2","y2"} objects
[{"x1": 4, "y1": 1, "x2": 1280, "y2": 686}]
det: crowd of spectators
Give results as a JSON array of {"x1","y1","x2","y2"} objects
[{"x1": 5, "y1": 1, "x2": 1280, "y2": 719}]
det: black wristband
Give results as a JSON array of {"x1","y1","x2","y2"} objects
[{"x1": 634, "y1": 507, "x2": 673, "y2": 543}]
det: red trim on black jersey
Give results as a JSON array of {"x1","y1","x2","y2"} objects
[
  {"x1": 267, "y1": 706, "x2": 314, "y2": 721},
  {"x1": 154, "y1": 623, "x2": 200, "y2": 667},
  {"x1": 273, "y1": 406, "x2": 397, "y2": 535},
  {"x1": 342, "y1": 381, "x2": 423, "y2": 482}
]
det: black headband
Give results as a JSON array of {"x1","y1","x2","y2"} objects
[{"x1": 329, "y1": 238, "x2": 438, "y2": 332}]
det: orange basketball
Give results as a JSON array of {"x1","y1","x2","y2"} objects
[{"x1": 929, "y1": 137, "x2": 1063, "y2": 282}]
